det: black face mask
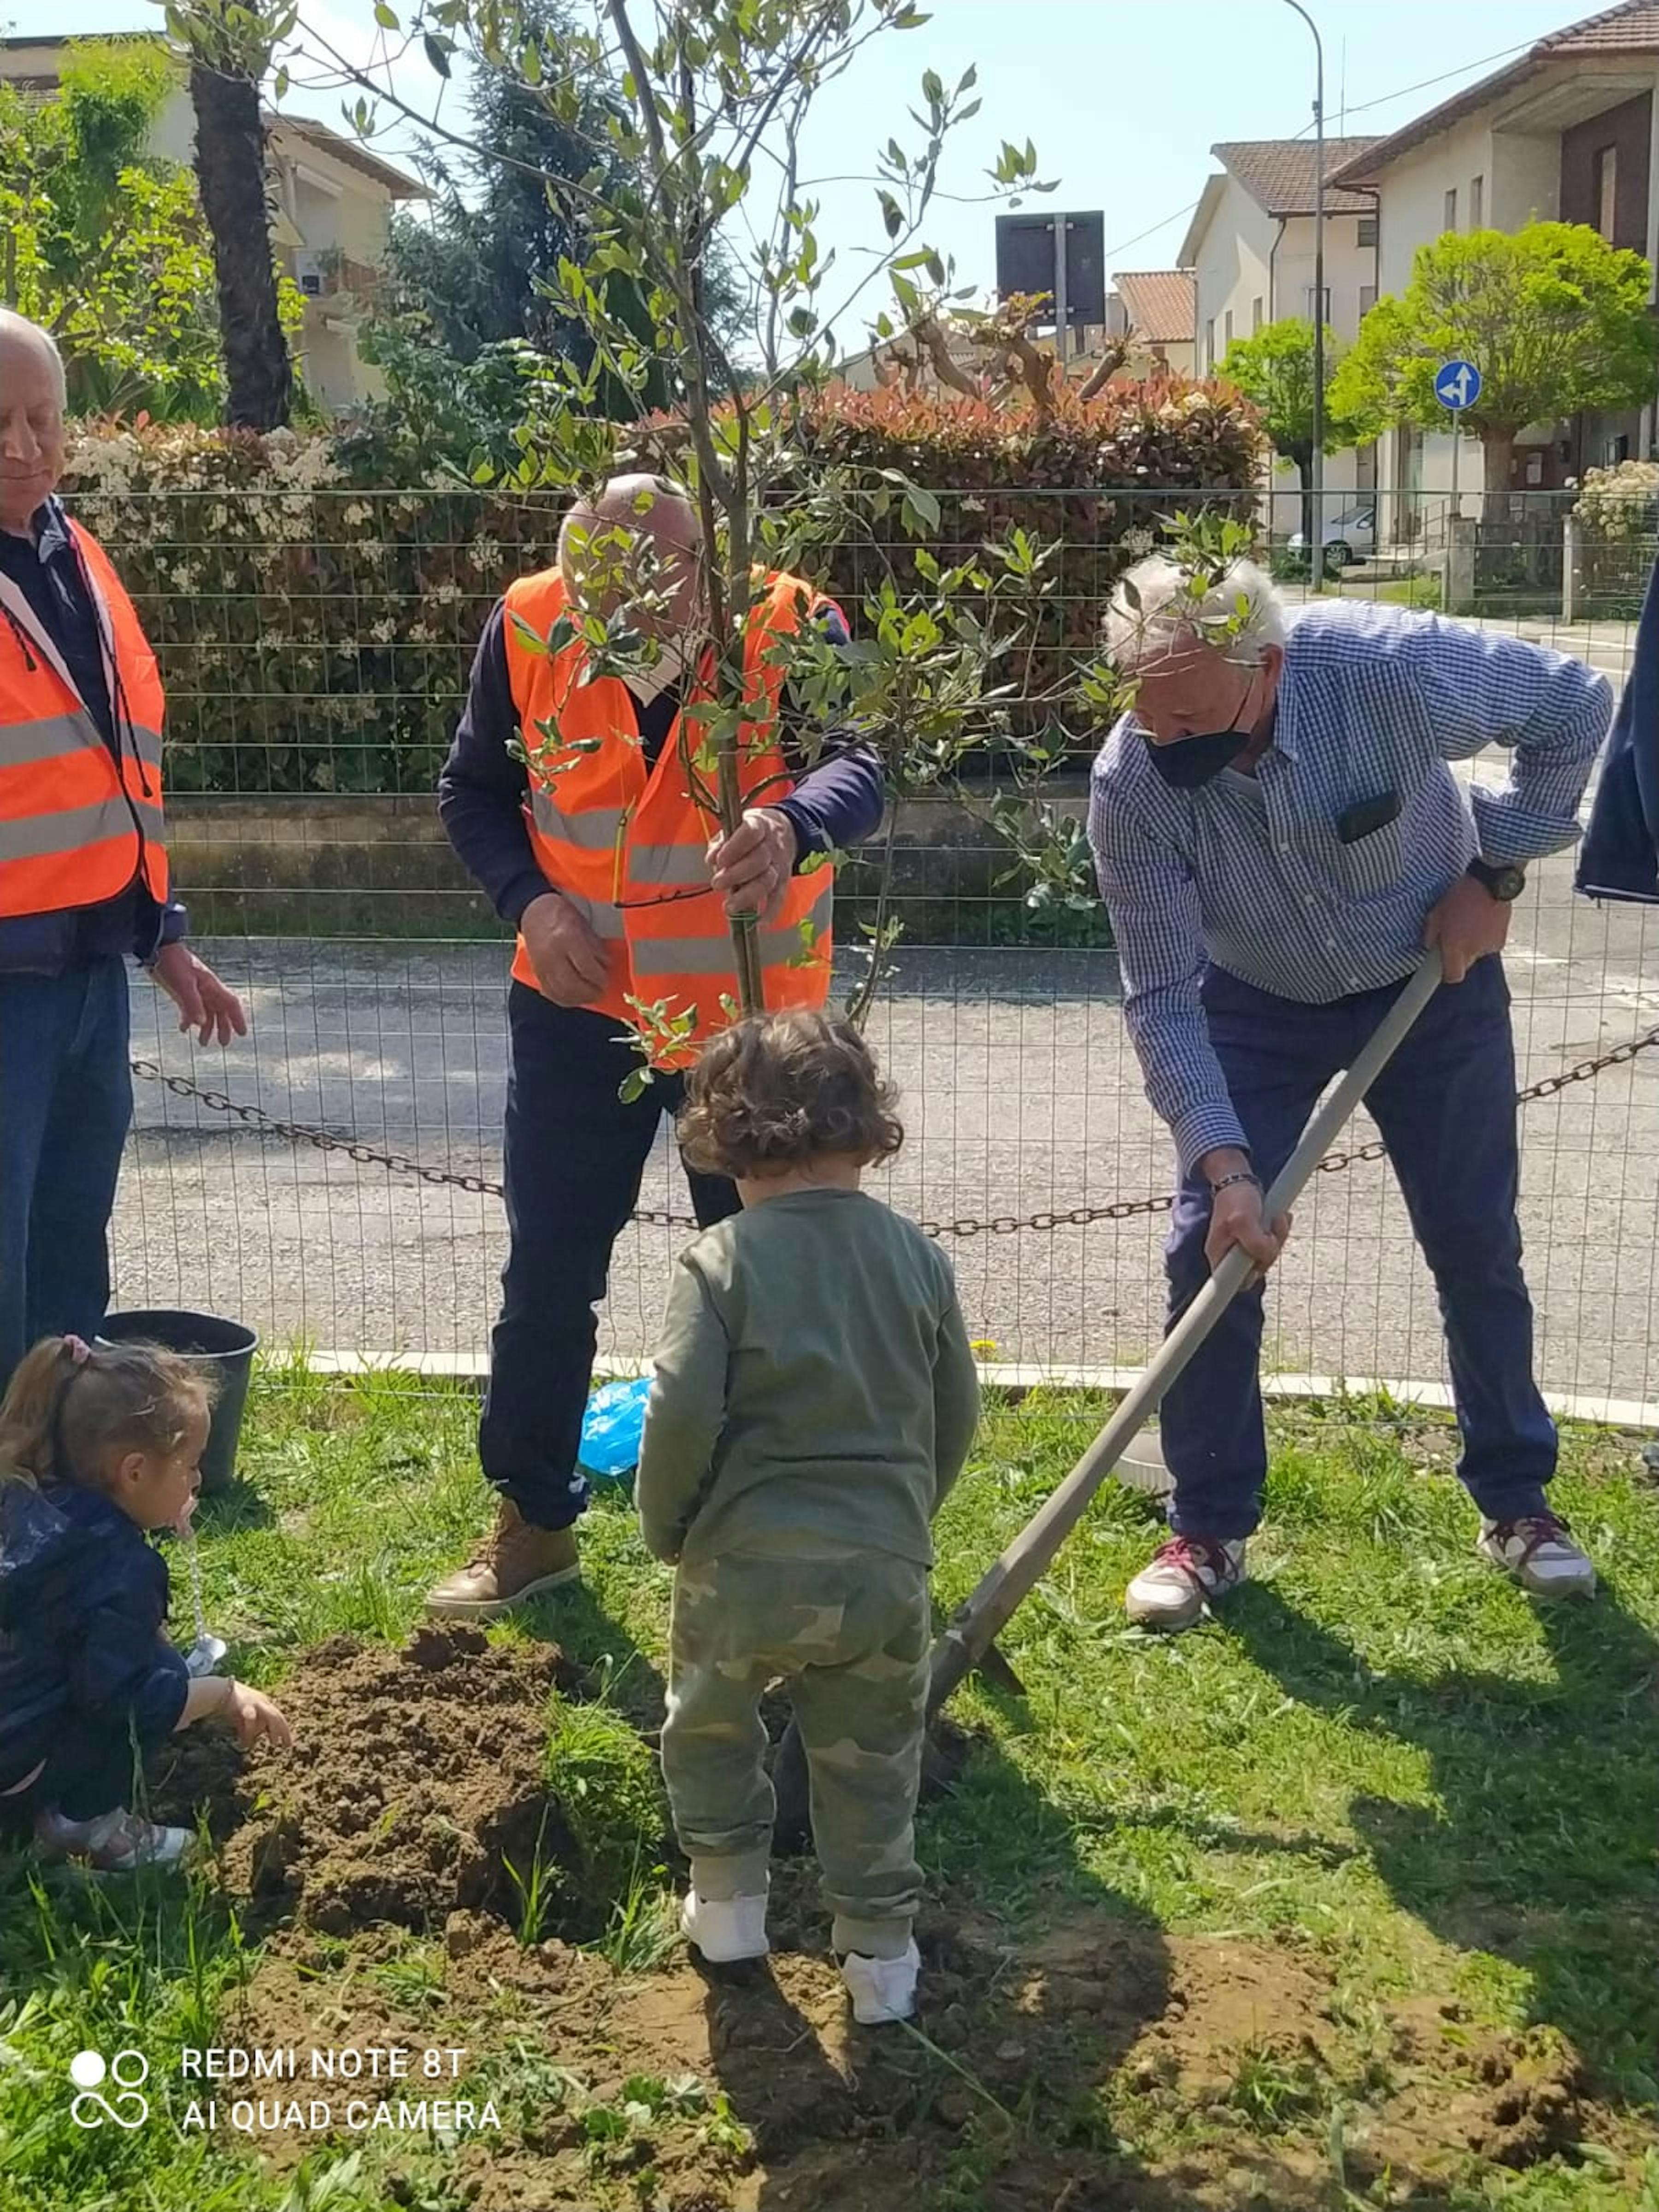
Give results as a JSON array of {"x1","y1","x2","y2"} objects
[
  {"x1": 1142, "y1": 671, "x2": 1263, "y2": 791},
  {"x1": 1143, "y1": 725, "x2": 1251, "y2": 790}
]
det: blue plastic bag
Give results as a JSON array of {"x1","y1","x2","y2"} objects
[{"x1": 578, "y1": 1376, "x2": 652, "y2": 1481}]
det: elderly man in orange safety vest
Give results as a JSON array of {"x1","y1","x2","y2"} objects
[
  {"x1": 0, "y1": 310, "x2": 246, "y2": 1392},
  {"x1": 431, "y1": 475, "x2": 882, "y2": 1612}
]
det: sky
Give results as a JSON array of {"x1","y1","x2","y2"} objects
[{"x1": 30, "y1": 0, "x2": 1593, "y2": 331}]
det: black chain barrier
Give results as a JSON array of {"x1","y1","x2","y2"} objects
[{"x1": 129, "y1": 1019, "x2": 1659, "y2": 1242}]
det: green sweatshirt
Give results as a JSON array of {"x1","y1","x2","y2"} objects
[{"x1": 635, "y1": 1188, "x2": 981, "y2": 1569}]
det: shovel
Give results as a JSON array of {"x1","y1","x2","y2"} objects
[{"x1": 773, "y1": 949, "x2": 1445, "y2": 1832}]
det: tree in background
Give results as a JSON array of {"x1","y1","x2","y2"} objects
[
  {"x1": 0, "y1": 39, "x2": 223, "y2": 417},
  {"x1": 166, "y1": 0, "x2": 294, "y2": 428},
  {"x1": 1331, "y1": 223, "x2": 1659, "y2": 496},
  {"x1": 374, "y1": 0, "x2": 737, "y2": 414},
  {"x1": 1218, "y1": 316, "x2": 1357, "y2": 545}
]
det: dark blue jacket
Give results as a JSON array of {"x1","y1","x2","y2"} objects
[
  {"x1": 0, "y1": 1482, "x2": 189, "y2": 1787},
  {"x1": 1577, "y1": 554, "x2": 1659, "y2": 903}
]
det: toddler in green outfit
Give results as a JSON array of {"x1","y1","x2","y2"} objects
[{"x1": 637, "y1": 1010, "x2": 980, "y2": 2024}]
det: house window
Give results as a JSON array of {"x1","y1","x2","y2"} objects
[
  {"x1": 1224, "y1": 308, "x2": 1234, "y2": 347},
  {"x1": 1359, "y1": 285, "x2": 1377, "y2": 319},
  {"x1": 1470, "y1": 174, "x2": 1484, "y2": 226},
  {"x1": 1205, "y1": 318, "x2": 1215, "y2": 369},
  {"x1": 1601, "y1": 148, "x2": 1618, "y2": 237},
  {"x1": 1252, "y1": 295, "x2": 1264, "y2": 331},
  {"x1": 1357, "y1": 216, "x2": 1378, "y2": 247},
  {"x1": 1444, "y1": 186, "x2": 1458, "y2": 230},
  {"x1": 1305, "y1": 285, "x2": 1330, "y2": 325}
]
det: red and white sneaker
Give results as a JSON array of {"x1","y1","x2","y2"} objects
[
  {"x1": 1477, "y1": 1513, "x2": 1596, "y2": 1598},
  {"x1": 1124, "y1": 1535, "x2": 1247, "y2": 1631}
]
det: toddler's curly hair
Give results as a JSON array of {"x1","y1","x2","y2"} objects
[{"x1": 678, "y1": 1011, "x2": 904, "y2": 1179}]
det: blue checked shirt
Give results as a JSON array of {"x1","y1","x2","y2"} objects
[{"x1": 1089, "y1": 598, "x2": 1612, "y2": 1175}]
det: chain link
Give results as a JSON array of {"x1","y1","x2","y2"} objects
[{"x1": 129, "y1": 1017, "x2": 1659, "y2": 1242}]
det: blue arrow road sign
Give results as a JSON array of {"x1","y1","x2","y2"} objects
[{"x1": 1435, "y1": 359, "x2": 1482, "y2": 410}]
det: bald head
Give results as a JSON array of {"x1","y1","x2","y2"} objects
[
  {"x1": 0, "y1": 312, "x2": 68, "y2": 535},
  {"x1": 559, "y1": 473, "x2": 704, "y2": 642}
]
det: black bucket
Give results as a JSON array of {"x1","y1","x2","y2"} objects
[{"x1": 96, "y1": 1310, "x2": 259, "y2": 1495}]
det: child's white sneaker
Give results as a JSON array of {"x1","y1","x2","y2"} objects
[
  {"x1": 841, "y1": 1939, "x2": 920, "y2": 2024},
  {"x1": 680, "y1": 1888, "x2": 770, "y2": 1963},
  {"x1": 35, "y1": 1806, "x2": 193, "y2": 1873}
]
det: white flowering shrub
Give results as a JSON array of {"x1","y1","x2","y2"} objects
[
  {"x1": 66, "y1": 423, "x2": 554, "y2": 794},
  {"x1": 1574, "y1": 459, "x2": 1659, "y2": 542}
]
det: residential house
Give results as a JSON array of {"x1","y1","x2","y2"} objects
[
  {"x1": 0, "y1": 33, "x2": 425, "y2": 411},
  {"x1": 1180, "y1": 137, "x2": 1381, "y2": 533},
  {"x1": 1103, "y1": 270, "x2": 1197, "y2": 377},
  {"x1": 1329, "y1": 0, "x2": 1659, "y2": 539}
]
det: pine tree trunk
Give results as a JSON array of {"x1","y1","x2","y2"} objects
[{"x1": 190, "y1": 59, "x2": 291, "y2": 430}]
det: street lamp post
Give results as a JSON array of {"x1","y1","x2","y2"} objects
[{"x1": 1281, "y1": 0, "x2": 1325, "y2": 594}]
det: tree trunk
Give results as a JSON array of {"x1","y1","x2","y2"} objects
[
  {"x1": 190, "y1": 59, "x2": 291, "y2": 430},
  {"x1": 1288, "y1": 449, "x2": 1313, "y2": 547},
  {"x1": 1481, "y1": 428, "x2": 1516, "y2": 497}
]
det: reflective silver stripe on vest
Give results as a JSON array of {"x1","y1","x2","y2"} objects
[
  {"x1": 553, "y1": 887, "x2": 626, "y2": 941},
  {"x1": 629, "y1": 841, "x2": 714, "y2": 890},
  {"x1": 529, "y1": 788, "x2": 628, "y2": 850},
  {"x1": 0, "y1": 796, "x2": 164, "y2": 861},
  {"x1": 629, "y1": 881, "x2": 833, "y2": 978},
  {"x1": 0, "y1": 712, "x2": 161, "y2": 774}
]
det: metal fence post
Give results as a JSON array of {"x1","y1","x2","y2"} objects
[{"x1": 1562, "y1": 511, "x2": 1580, "y2": 626}]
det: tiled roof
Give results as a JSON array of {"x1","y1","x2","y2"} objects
[
  {"x1": 1112, "y1": 270, "x2": 1196, "y2": 343},
  {"x1": 1212, "y1": 137, "x2": 1382, "y2": 216},
  {"x1": 1330, "y1": 3, "x2": 1659, "y2": 184}
]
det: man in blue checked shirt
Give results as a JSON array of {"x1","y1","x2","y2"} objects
[{"x1": 1089, "y1": 555, "x2": 1612, "y2": 1634}]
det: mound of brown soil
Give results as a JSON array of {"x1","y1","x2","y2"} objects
[{"x1": 154, "y1": 1626, "x2": 582, "y2": 1935}]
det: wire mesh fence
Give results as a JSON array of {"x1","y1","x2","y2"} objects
[{"x1": 82, "y1": 483, "x2": 1659, "y2": 1420}]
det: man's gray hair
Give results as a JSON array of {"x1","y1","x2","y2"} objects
[
  {"x1": 1104, "y1": 553, "x2": 1285, "y2": 672},
  {"x1": 0, "y1": 309, "x2": 67, "y2": 403}
]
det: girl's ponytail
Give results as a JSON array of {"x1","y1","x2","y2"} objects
[
  {"x1": 0, "y1": 1335, "x2": 208, "y2": 1494},
  {"x1": 0, "y1": 1335, "x2": 88, "y2": 1488}
]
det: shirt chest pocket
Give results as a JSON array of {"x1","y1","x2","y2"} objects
[{"x1": 1326, "y1": 798, "x2": 1406, "y2": 900}]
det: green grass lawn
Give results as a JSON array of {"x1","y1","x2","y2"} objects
[{"x1": 2, "y1": 1371, "x2": 1657, "y2": 2212}]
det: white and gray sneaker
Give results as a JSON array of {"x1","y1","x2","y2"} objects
[
  {"x1": 1125, "y1": 1535, "x2": 1247, "y2": 1631},
  {"x1": 841, "y1": 1939, "x2": 920, "y2": 2025},
  {"x1": 1477, "y1": 1513, "x2": 1596, "y2": 1598},
  {"x1": 34, "y1": 1806, "x2": 194, "y2": 1873},
  {"x1": 680, "y1": 1888, "x2": 770, "y2": 1964}
]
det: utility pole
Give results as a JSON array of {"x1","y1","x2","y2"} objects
[{"x1": 1282, "y1": 0, "x2": 1326, "y2": 594}]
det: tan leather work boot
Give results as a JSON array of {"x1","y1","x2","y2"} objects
[{"x1": 426, "y1": 1499, "x2": 581, "y2": 1616}]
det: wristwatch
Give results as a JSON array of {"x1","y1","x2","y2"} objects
[{"x1": 1467, "y1": 857, "x2": 1526, "y2": 903}]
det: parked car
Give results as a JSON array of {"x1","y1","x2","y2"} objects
[{"x1": 1286, "y1": 503, "x2": 1377, "y2": 571}]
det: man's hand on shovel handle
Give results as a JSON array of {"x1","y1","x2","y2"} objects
[{"x1": 1198, "y1": 1149, "x2": 1292, "y2": 1280}]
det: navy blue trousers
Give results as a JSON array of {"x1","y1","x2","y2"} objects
[
  {"x1": 1161, "y1": 955, "x2": 1556, "y2": 1539},
  {"x1": 0, "y1": 959, "x2": 132, "y2": 1395},
  {"x1": 479, "y1": 987, "x2": 740, "y2": 1530}
]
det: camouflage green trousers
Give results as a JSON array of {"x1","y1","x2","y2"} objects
[{"x1": 661, "y1": 1549, "x2": 931, "y2": 1944}]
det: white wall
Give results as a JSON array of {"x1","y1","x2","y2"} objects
[
  {"x1": 1372, "y1": 118, "x2": 1495, "y2": 297},
  {"x1": 1192, "y1": 175, "x2": 1274, "y2": 377},
  {"x1": 1192, "y1": 176, "x2": 1377, "y2": 536}
]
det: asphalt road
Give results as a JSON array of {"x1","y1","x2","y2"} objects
[{"x1": 117, "y1": 785, "x2": 1659, "y2": 1414}]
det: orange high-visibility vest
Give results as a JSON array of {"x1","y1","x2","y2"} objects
[
  {"x1": 504, "y1": 567, "x2": 837, "y2": 1055},
  {"x1": 0, "y1": 518, "x2": 169, "y2": 919}
]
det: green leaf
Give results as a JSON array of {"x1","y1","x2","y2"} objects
[
  {"x1": 372, "y1": 1, "x2": 399, "y2": 25},
  {"x1": 877, "y1": 188, "x2": 904, "y2": 240},
  {"x1": 423, "y1": 31, "x2": 453, "y2": 77}
]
